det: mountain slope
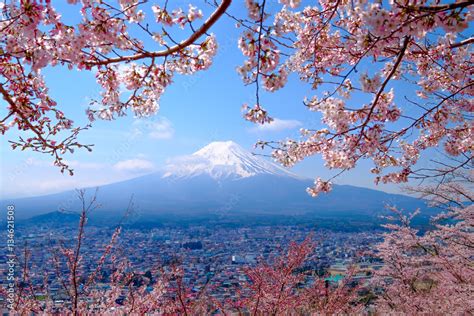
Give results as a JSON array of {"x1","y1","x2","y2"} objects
[
  {"x1": 2, "y1": 141, "x2": 431, "y2": 220},
  {"x1": 163, "y1": 141, "x2": 298, "y2": 179}
]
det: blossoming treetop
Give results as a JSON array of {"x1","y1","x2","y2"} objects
[{"x1": 0, "y1": 0, "x2": 472, "y2": 193}]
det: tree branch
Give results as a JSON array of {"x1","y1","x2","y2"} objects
[
  {"x1": 88, "y1": 0, "x2": 231, "y2": 66},
  {"x1": 417, "y1": 0, "x2": 474, "y2": 12},
  {"x1": 451, "y1": 37, "x2": 474, "y2": 49}
]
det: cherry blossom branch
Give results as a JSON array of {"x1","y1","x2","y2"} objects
[
  {"x1": 450, "y1": 37, "x2": 474, "y2": 48},
  {"x1": 0, "y1": 83, "x2": 49, "y2": 146},
  {"x1": 254, "y1": 0, "x2": 267, "y2": 108},
  {"x1": 417, "y1": 0, "x2": 474, "y2": 12},
  {"x1": 87, "y1": 0, "x2": 231, "y2": 66},
  {"x1": 356, "y1": 36, "x2": 410, "y2": 141}
]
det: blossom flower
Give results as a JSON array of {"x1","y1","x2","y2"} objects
[{"x1": 306, "y1": 178, "x2": 333, "y2": 197}]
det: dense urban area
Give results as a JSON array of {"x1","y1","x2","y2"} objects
[{"x1": 0, "y1": 221, "x2": 384, "y2": 311}]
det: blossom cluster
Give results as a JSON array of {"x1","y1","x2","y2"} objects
[
  {"x1": 242, "y1": 103, "x2": 274, "y2": 124},
  {"x1": 374, "y1": 180, "x2": 474, "y2": 314},
  {"x1": 1, "y1": 0, "x2": 224, "y2": 173},
  {"x1": 307, "y1": 178, "x2": 333, "y2": 197},
  {"x1": 240, "y1": 0, "x2": 473, "y2": 196}
]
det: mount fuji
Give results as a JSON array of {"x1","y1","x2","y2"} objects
[
  {"x1": 163, "y1": 141, "x2": 299, "y2": 180},
  {"x1": 4, "y1": 141, "x2": 430, "y2": 221}
]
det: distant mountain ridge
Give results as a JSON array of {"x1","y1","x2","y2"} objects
[
  {"x1": 2, "y1": 141, "x2": 432, "y2": 221},
  {"x1": 22, "y1": 211, "x2": 80, "y2": 226}
]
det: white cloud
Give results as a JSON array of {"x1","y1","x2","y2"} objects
[
  {"x1": 113, "y1": 158, "x2": 155, "y2": 172},
  {"x1": 132, "y1": 117, "x2": 174, "y2": 140},
  {"x1": 250, "y1": 118, "x2": 302, "y2": 132}
]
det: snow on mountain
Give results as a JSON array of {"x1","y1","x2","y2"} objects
[{"x1": 163, "y1": 141, "x2": 299, "y2": 180}]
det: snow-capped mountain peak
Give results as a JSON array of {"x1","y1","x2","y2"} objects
[{"x1": 163, "y1": 141, "x2": 298, "y2": 179}]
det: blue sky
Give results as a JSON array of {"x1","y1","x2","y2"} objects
[{"x1": 0, "y1": 0, "x2": 443, "y2": 198}]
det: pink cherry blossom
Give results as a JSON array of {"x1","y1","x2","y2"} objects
[
  {"x1": 1, "y1": 0, "x2": 229, "y2": 174},
  {"x1": 238, "y1": 0, "x2": 472, "y2": 195}
]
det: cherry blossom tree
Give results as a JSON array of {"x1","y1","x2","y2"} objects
[
  {"x1": 239, "y1": 0, "x2": 473, "y2": 195},
  {"x1": 374, "y1": 171, "x2": 474, "y2": 314},
  {"x1": 1, "y1": 0, "x2": 472, "y2": 190},
  {"x1": 230, "y1": 237, "x2": 362, "y2": 315},
  {"x1": 0, "y1": 0, "x2": 229, "y2": 174}
]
